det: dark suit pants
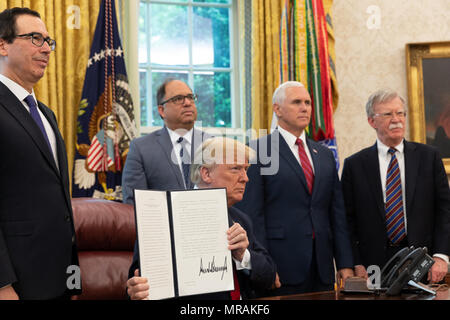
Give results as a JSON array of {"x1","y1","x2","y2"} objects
[{"x1": 266, "y1": 240, "x2": 334, "y2": 297}]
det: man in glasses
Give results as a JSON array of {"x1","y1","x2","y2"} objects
[
  {"x1": 122, "y1": 79, "x2": 210, "y2": 292},
  {"x1": 122, "y1": 78, "x2": 209, "y2": 204},
  {"x1": 0, "y1": 8, "x2": 79, "y2": 299},
  {"x1": 342, "y1": 89, "x2": 450, "y2": 284}
]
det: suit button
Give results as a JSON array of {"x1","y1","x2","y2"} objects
[{"x1": 65, "y1": 215, "x2": 71, "y2": 222}]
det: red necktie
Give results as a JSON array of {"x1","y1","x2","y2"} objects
[
  {"x1": 295, "y1": 138, "x2": 314, "y2": 194},
  {"x1": 230, "y1": 264, "x2": 240, "y2": 300}
]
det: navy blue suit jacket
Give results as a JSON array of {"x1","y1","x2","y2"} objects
[
  {"x1": 0, "y1": 82, "x2": 79, "y2": 299},
  {"x1": 128, "y1": 206, "x2": 276, "y2": 299},
  {"x1": 236, "y1": 130, "x2": 353, "y2": 286},
  {"x1": 342, "y1": 141, "x2": 450, "y2": 268}
]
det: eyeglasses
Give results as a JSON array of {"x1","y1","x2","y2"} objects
[
  {"x1": 161, "y1": 94, "x2": 198, "y2": 106},
  {"x1": 15, "y1": 32, "x2": 56, "y2": 51},
  {"x1": 373, "y1": 111, "x2": 407, "y2": 119}
]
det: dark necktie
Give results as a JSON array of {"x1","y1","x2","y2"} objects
[
  {"x1": 295, "y1": 138, "x2": 314, "y2": 194},
  {"x1": 24, "y1": 95, "x2": 51, "y2": 151},
  {"x1": 385, "y1": 148, "x2": 406, "y2": 244},
  {"x1": 177, "y1": 137, "x2": 191, "y2": 189}
]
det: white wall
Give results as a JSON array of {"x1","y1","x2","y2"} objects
[{"x1": 332, "y1": 0, "x2": 450, "y2": 171}]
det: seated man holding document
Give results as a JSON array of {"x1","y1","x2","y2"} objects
[{"x1": 127, "y1": 137, "x2": 277, "y2": 300}]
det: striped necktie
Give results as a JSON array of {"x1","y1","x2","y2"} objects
[
  {"x1": 177, "y1": 137, "x2": 191, "y2": 189},
  {"x1": 385, "y1": 148, "x2": 406, "y2": 244},
  {"x1": 295, "y1": 138, "x2": 314, "y2": 194}
]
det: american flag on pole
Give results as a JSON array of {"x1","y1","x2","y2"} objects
[
  {"x1": 72, "y1": 0, "x2": 137, "y2": 200},
  {"x1": 87, "y1": 134, "x2": 114, "y2": 172}
]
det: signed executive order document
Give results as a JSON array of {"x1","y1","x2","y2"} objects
[{"x1": 134, "y1": 188, "x2": 234, "y2": 300}]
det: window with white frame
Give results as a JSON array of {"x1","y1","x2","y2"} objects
[{"x1": 138, "y1": 0, "x2": 243, "y2": 137}]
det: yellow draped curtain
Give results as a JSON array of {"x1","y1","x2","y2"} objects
[
  {"x1": 0, "y1": 0, "x2": 100, "y2": 189},
  {"x1": 250, "y1": 0, "x2": 283, "y2": 135}
]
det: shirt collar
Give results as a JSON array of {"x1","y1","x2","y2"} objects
[
  {"x1": 377, "y1": 138, "x2": 404, "y2": 156},
  {"x1": 167, "y1": 127, "x2": 193, "y2": 145},
  {"x1": 0, "y1": 74, "x2": 36, "y2": 103},
  {"x1": 277, "y1": 125, "x2": 307, "y2": 148}
]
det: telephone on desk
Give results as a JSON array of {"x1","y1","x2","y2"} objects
[
  {"x1": 343, "y1": 246, "x2": 436, "y2": 296},
  {"x1": 380, "y1": 246, "x2": 435, "y2": 295}
]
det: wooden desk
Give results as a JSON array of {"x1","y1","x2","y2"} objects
[{"x1": 259, "y1": 288, "x2": 450, "y2": 300}]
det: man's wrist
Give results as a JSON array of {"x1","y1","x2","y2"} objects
[{"x1": 234, "y1": 249, "x2": 252, "y2": 270}]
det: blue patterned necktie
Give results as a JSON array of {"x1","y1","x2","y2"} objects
[
  {"x1": 24, "y1": 95, "x2": 51, "y2": 151},
  {"x1": 385, "y1": 148, "x2": 406, "y2": 244},
  {"x1": 177, "y1": 137, "x2": 191, "y2": 189}
]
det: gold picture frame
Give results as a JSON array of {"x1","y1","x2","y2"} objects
[{"x1": 406, "y1": 41, "x2": 450, "y2": 173}]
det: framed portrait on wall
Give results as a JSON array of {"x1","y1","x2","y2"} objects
[{"x1": 406, "y1": 41, "x2": 450, "y2": 173}]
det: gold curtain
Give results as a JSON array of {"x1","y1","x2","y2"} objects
[
  {"x1": 323, "y1": 0, "x2": 338, "y2": 112},
  {"x1": 0, "y1": 0, "x2": 100, "y2": 189},
  {"x1": 250, "y1": 0, "x2": 283, "y2": 134}
]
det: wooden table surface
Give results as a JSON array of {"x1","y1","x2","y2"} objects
[{"x1": 259, "y1": 288, "x2": 450, "y2": 300}]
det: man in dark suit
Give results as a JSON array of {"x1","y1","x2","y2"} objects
[
  {"x1": 236, "y1": 81, "x2": 353, "y2": 296},
  {"x1": 126, "y1": 137, "x2": 277, "y2": 299},
  {"x1": 342, "y1": 89, "x2": 450, "y2": 283},
  {"x1": 122, "y1": 79, "x2": 208, "y2": 204},
  {"x1": 0, "y1": 8, "x2": 79, "y2": 299}
]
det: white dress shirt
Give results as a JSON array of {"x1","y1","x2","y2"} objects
[
  {"x1": 0, "y1": 74, "x2": 59, "y2": 168},
  {"x1": 277, "y1": 126, "x2": 315, "y2": 173}
]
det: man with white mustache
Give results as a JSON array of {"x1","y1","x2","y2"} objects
[{"x1": 342, "y1": 89, "x2": 450, "y2": 285}]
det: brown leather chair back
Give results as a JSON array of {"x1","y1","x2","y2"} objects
[{"x1": 71, "y1": 198, "x2": 135, "y2": 300}]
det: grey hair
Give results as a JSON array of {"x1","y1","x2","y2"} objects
[
  {"x1": 190, "y1": 137, "x2": 256, "y2": 185},
  {"x1": 272, "y1": 81, "x2": 305, "y2": 105},
  {"x1": 366, "y1": 89, "x2": 406, "y2": 117}
]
